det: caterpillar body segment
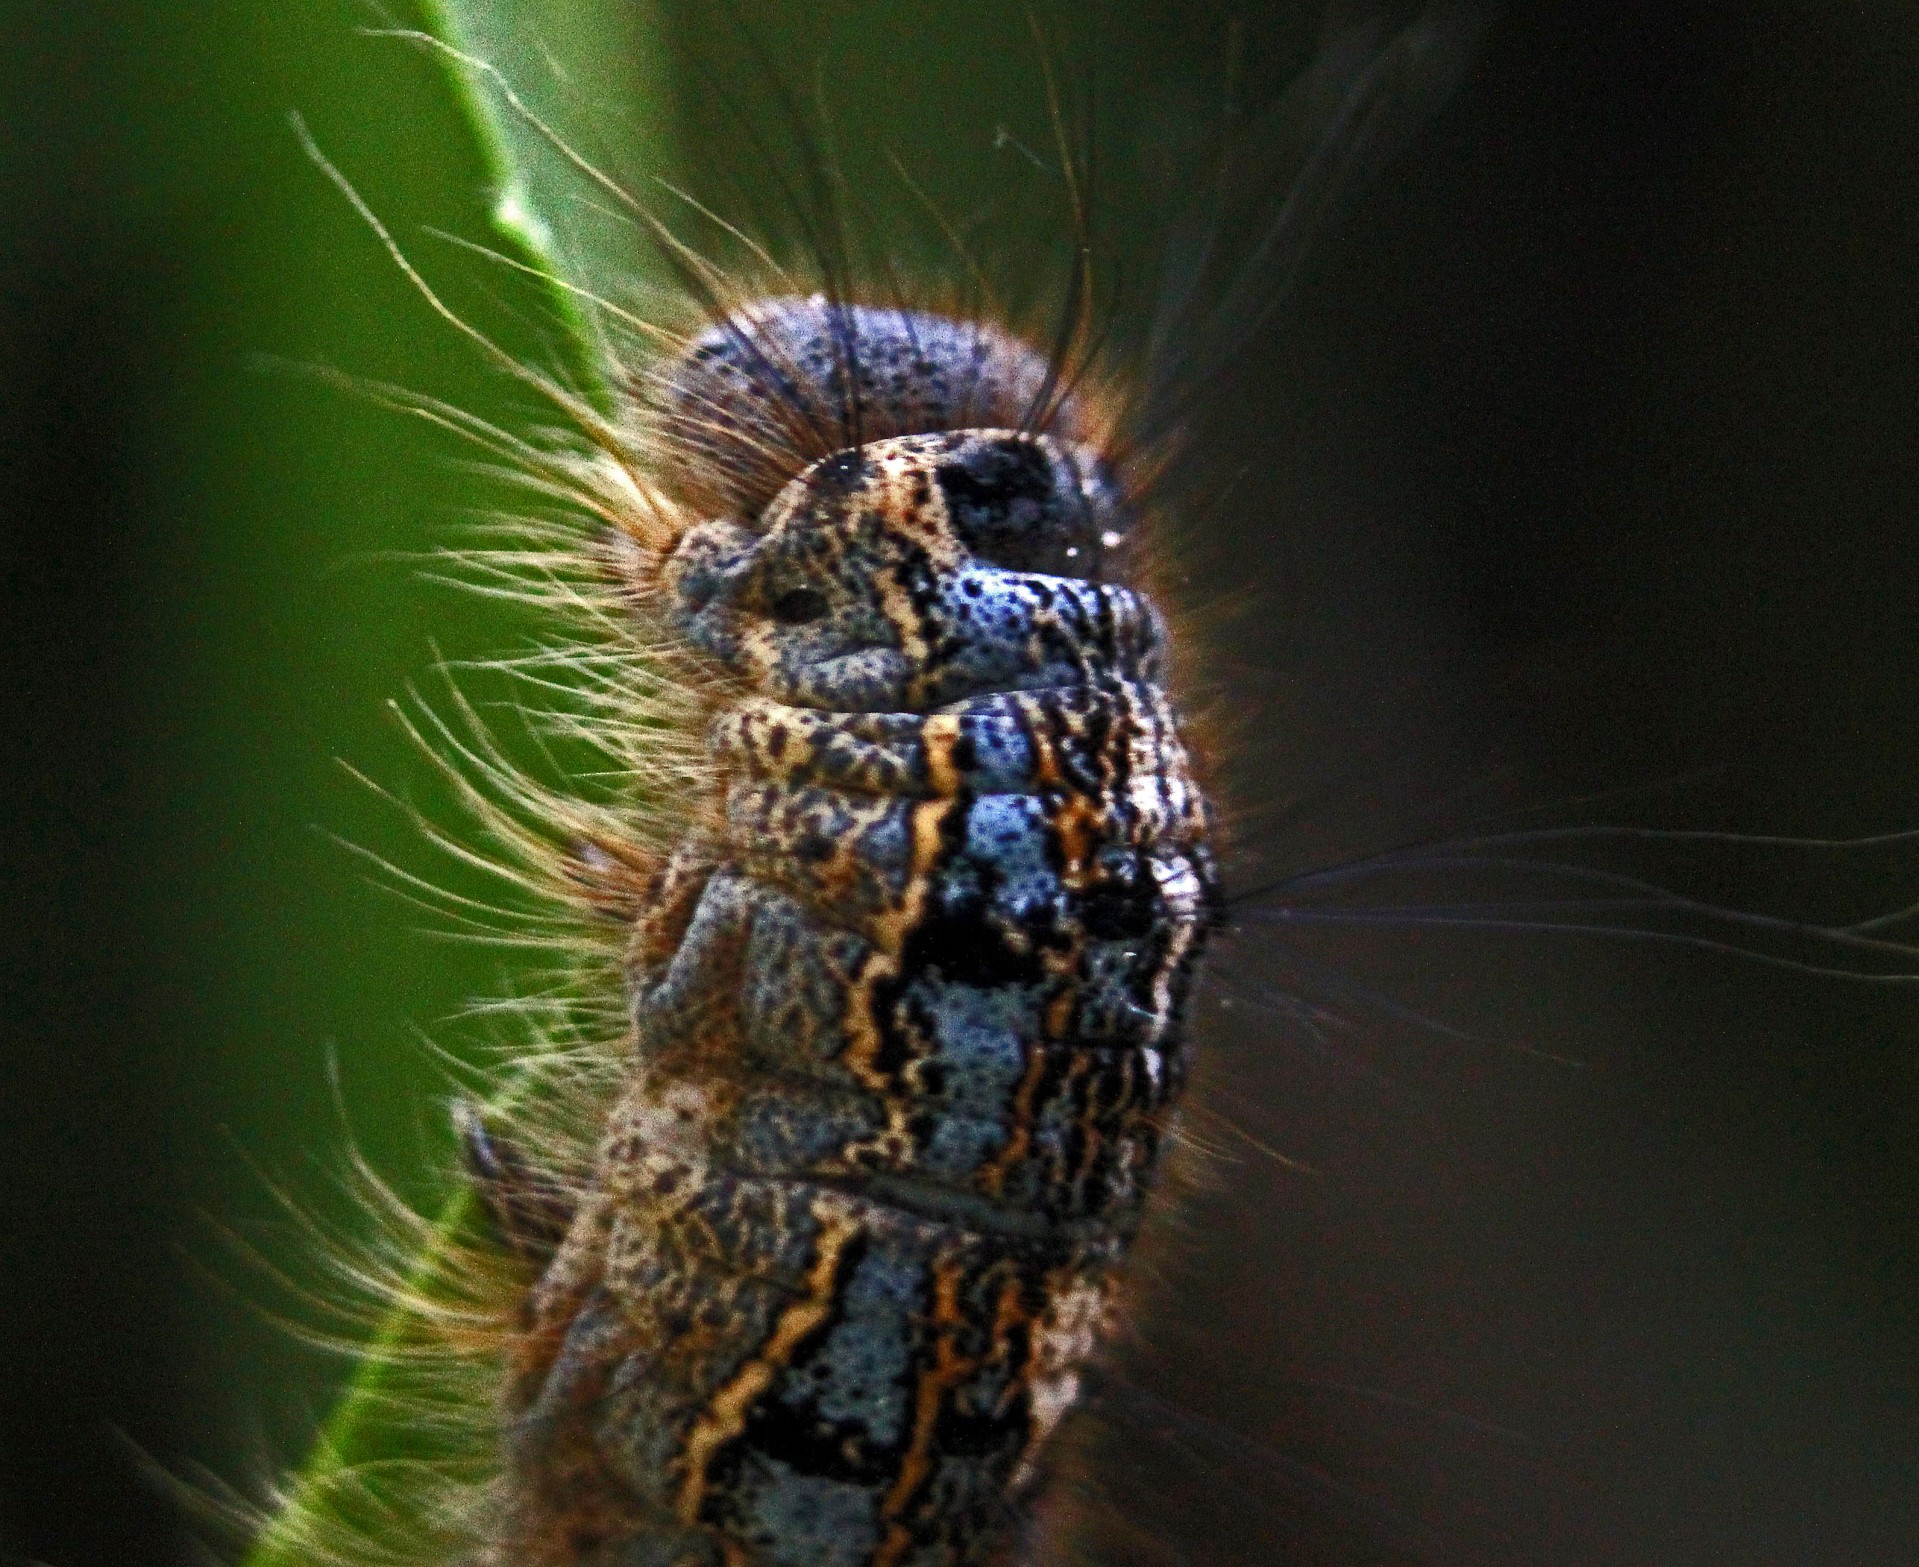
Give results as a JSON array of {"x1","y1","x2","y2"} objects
[{"x1": 472, "y1": 300, "x2": 1219, "y2": 1566}]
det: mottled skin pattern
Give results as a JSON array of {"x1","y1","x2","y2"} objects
[{"x1": 472, "y1": 303, "x2": 1218, "y2": 1567}]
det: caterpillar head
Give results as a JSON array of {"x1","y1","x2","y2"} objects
[{"x1": 664, "y1": 427, "x2": 1159, "y2": 713}]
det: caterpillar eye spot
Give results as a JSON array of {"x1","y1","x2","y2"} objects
[
  {"x1": 809, "y1": 449, "x2": 867, "y2": 494},
  {"x1": 932, "y1": 435, "x2": 1114, "y2": 579},
  {"x1": 769, "y1": 587, "x2": 829, "y2": 624}
]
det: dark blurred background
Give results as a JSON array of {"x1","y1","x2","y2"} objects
[{"x1": 4, "y1": 2, "x2": 1918, "y2": 1564}]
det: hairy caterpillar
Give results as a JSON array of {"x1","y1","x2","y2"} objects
[
  {"x1": 224, "y1": 6, "x2": 1475, "y2": 1563},
  {"x1": 207, "y1": 5, "x2": 1919, "y2": 1567},
  {"x1": 493, "y1": 307, "x2": 1215, "y2": 1566}
]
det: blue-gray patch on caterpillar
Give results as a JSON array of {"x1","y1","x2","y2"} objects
[
  {"x1": 954, "y1": 713, "x2": 1039, "y2": 794},
  {"x1": 730, "y1": 1089, "x2": 879, "y2": 1174},
  {"x1": 729, "y1": 1457, "x2": 881, "y2": 1567},
  {"x1": 739, "y1": 891, "x2": 865, "y2": 1071},
  {"x1": 958, "y1": 796, "x2": 1057, "y2": 922},
  {"x1": 782, "y1": 1245, "x2": 919, "y2": 1443},
  {"x1": 908, "y1": 980, "x2": 1033, "y2": 1117}
]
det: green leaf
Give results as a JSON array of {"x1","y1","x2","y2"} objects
[
  {"x1": 239, "y1": 6, "x2": 673, "y2": 1563},
  {"x1": 407, "y1": 0, "x2": 677, "y2": 401},
  {"x1": 445, "y1": 0, "x2": 673, "y2": 268},
  {"x1": 237, "y1": 1194, "x2": 486, "y2": 1567}
]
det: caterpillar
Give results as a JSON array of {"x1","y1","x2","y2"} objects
[
  {"x1": 492, "y1": 302, "x2": 1216, "y2": 1565},
  {"x1": 222, "y1": 5, "x2": 1919, "y2": 1567},
  {"x1": 238, "y1": 6, "x2": 1468, "y2": 1562}
]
